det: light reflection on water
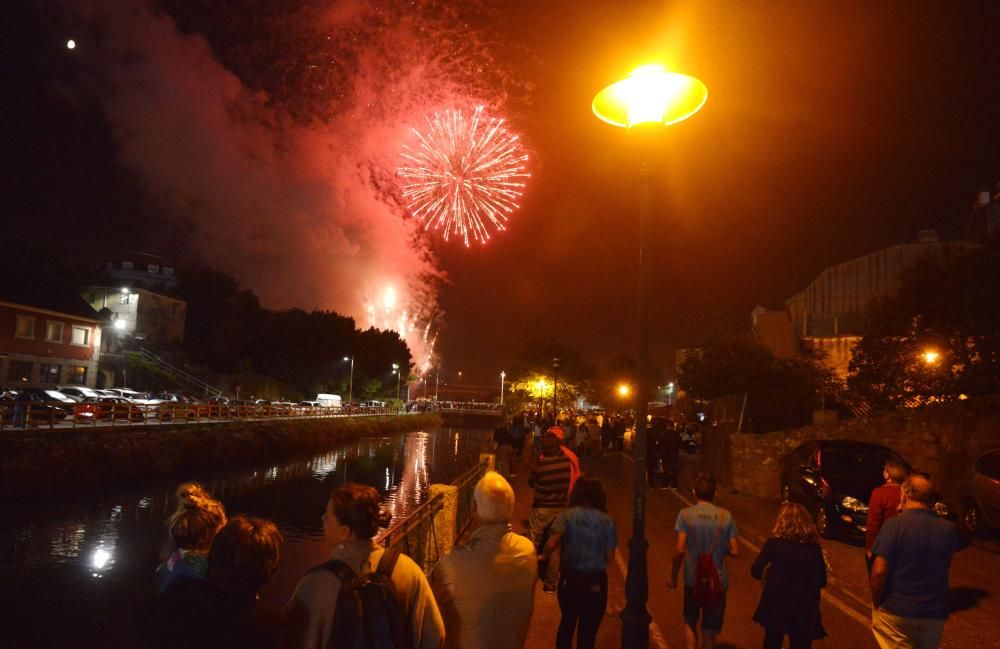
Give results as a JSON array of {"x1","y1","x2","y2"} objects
[{"x1": 0, "y1": 427, "x2": 491, "y2": 649}]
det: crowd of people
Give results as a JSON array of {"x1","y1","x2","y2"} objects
[{"x1": 133, "y1": 421, "x2": 958, "y2": 649}]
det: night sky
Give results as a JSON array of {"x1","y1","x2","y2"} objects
[{"x1": 4, "y1": 0, "x2": 999, "y2": 384}]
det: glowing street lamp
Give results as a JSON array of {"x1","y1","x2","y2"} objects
[
  {"x1": 618, "y1": 383, "x2": 631, "y2": 412},
  {"x1": 594, "y1": 63, "x2": 707, "y2": 649},
  {"x1": 343, "y1": 356, "x2": 355, "y2": 406},
  {"x1": 500, "y1": 370, "x2": 506, "y2": 407},
  {"x1": 392, "y1": 363, "x2": 401, "y2": 401},
  {"x1": 922, "y1": 349, "x2": 941, "y2": 365}
]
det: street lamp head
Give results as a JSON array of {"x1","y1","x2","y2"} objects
[
  {"x1": 343, "y1": 356, "x2": 350, "y2": 362},
  {"x1": 592, "y1": 64, "x2": 708, "y2": 130},
  {"x1": 113, "y1": 317, "x2": 126, "y2": 331},
  {"x1": 922, "y1": 349, "x2": 941, "y2": 365},
  {"x1": 618, "y1": 384, "x2": 630, "y2": 397}
]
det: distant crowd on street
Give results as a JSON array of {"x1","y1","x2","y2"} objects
[{"x1": 133, "y1": 408, "x2": 959, "y2": 649}]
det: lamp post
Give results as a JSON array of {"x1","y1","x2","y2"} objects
[
  {"x1": 618, "y1": 383, "x2": 630, "y2": 413},
  {"x1": 551, "y1": 357, "x2": 561, "y2": 421},
  {"x1": 392, "y1": 363, "x2": 401, "y2": 401},
  {"x1": 593, "y1": 63, "x2": 708, "y2": 649},
  {"x1": 500, "y1": 370, "x2": 506, "y2": 407},
  {"x1": 343, "y1": 356, "x2": 355, "y2": 406}
]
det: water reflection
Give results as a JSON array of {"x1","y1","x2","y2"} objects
[{"x1": 0, "y1": 427, "x2": 491, "y2": 649}]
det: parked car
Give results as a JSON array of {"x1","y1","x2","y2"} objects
[
  {"x1": 963, "y1": 448, "x2": 1000, "y2": 535},
  {"x1": 75, "y1": 397, "x2": 146, "y2": 422},
  {"x1": 780, "y1": 440, "x2": 949, "y2": 539},
  {"x1": 56, "y1": 386, "x2": 102, "y2": 402},
  {"x1": 0, "y1": 391, "x2": 71, "y2": 424}
]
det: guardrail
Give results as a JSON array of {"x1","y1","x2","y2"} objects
[
  {"x1": 374, "y1": 455, "x2": 492, "y2": 573},
  {"x1": 0, "y1": 401, "x2": 404, "y2": 431},
  {"x1": 376, "y1": 494, "x2": 445, "y2": 573}
]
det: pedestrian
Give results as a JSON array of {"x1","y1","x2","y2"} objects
[
  {"x1": 13, "y1": 390, "x2": 30, "y2": 428},
  {"x1": 542, "y1": 476, "x2": 617, "y2": 649},
  {"x1": 865, "y1": 458, "x2": 910, "y2": 573},
  {"x1": 575, "y1": 421, "x2": 590, "y2": 457},
  {"x1": 612, "y1": 416, "x2": 626, "y2": 453},
  {"x1": 600, "y1": 416, "x2": 612, "y2": 454},
  {"x1": 750, "y1": 502, "x2": 827, "y2": 649},
  {"x1": 661, "y1": 421, "x2": 682, "y2": 488},
  {"x1": 528, "y1": 427, "x2": 575, "y2": 593},
  {"x1": 155, "y1": 482, "x2": 227, "y2": 592},
  {"x1": 667, "y1": 472, "x2": 739, "y2": 649},
  {"x1": 647, "y1": 417, "x2": 666, "y2": 487},
  {"x1": 494, "y1": 423, "x2": 515, "y2": 480},
  {"x1": 870, "y1": 474, "x2": 958, "y2": 649},
  {"x1": 283, "y1": 483, "x2": 444, "y2": 649},
  {"x1": 136, "y1": 515, "x2": 284, "y2": 649},
  {"x1": 430, "y1": 471, "x2": 536, "y2": 649},
  {"x1": 510, "y1": 413, "x2": 526, "y2": 460}
]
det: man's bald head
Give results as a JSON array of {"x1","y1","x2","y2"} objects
[
  {"x1": 902, "y1": 473, "x2": 936, "y2": 507},
  {"x1": 474, "y1": 471, "x2": 515, "y2": 523}
]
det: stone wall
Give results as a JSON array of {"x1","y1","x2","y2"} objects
[
  {"x1": 706, "y1": 399, "x2": 1000, "y2": 509},
  {"x1": 0, "y1": 413, "x2": 442, "y2": 499}
]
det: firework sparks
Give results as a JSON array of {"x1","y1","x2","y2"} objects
[{"x1": 399, "y1": 106, "x2": 530, "y2": 246}]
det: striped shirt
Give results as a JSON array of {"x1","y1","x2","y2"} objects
[{"x1": 529, "y1": 451, "x2": 572, "y2": 508}]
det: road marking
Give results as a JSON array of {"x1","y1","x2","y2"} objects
[
  {"x1": 665, "y1": 488, "x2": 873, "y2": 627},
  {"x1": 613, "y1": 549, "x2": 671, "y2": 649}
]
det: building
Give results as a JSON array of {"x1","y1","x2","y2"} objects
[
  {"x1": 750, "y1": 306, "x2": 797, "y2": 359},
  {"x1": 82, "y1": 286, "x2": 187, "y2": 346},
  {"x1": 102, "y1": 251, "x2": 178, "y2": 292},
  {"x1": 777, "y1": 231, "x2": 969, "y2": 377},
  {"x1": 0, "y1": 284, "x2": 102, "y2": 390}
]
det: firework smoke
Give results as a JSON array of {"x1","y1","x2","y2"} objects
[{"x1": 58, "y1": 0, "x2": 524, "y2": 363}]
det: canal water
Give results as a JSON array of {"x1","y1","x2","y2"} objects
[{"x1": 0, "y1": 426, "x2": 492, "y2": 648}]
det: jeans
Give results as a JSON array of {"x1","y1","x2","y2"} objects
[
  {"x1": 872, "y1": 609, "x2": 944, "y2": 649},
  {"x1": 763, "y1": 629, "x2": 812, "y2": 649},
  {"x1": 530, "y1": 507, "x2": 562, "y2": 589},
  {"x1": 556, "y1": 570, "x2": 607, "y2": 649}
]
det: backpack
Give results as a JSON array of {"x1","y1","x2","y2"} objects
[
  {"x1": 313, "y1": 547, "x2": 408, "y2": 649},
  {"x1": 684, "y1": 511, "x2": 726, "y2": 608}
]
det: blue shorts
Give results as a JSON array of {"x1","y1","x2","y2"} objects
[{"x1": 683, "y1": 586, "x2": 727, "y2": 634}]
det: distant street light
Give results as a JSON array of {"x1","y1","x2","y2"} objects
[
  {"x1": 392, "y1": 363, "x2": 401, "y2": 401},
  {"x1": 343, "y1": 356, "x2": 355, "y2": 405},
  {"x1": 500, "y1": 370, "x2": 506, "y2": 407},
  {"x1": 618, "y1": 383, "x2": 631, "y2": 412},
  {"x1": 552, "y1": 357, "x2": 561, "y2": 420},
  {"x1": 922, "y1": 349, "x2": 941, "y2": 365},
  {"x1": 593, "y1": 63, "x2": 708, "y2": 649}
]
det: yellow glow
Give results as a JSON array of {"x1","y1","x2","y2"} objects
[
  {"x1": 383, "y1": 286, "x2": 396, "y2": 310},
  {"x1": 618, "y1": 384, "x2": 630, "y2": 397},
  {"x1": 922, "y1": 350, "x2": 941, "y2": 365},
  {"x1": 593, "y1": 64, "x2": 708, "y2": 129}
]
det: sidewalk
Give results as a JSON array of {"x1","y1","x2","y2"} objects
[{"x1": 505, "y1": 447, "x2": 633, "y2": 649}]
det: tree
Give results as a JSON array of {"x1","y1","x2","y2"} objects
[
  {"x1": 679, "y1": 335, "x2": 832, "y2": 432},
  {"x1": 848, "y1": 236, "x2": 1000, "y2": 410}
]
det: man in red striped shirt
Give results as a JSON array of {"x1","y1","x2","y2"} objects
[{"x1": 529, "y1": 427, "x2": 574, "y2": 593}]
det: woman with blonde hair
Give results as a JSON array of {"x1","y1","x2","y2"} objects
[
  {"x1": 155, "y1": 482, "x2": 227, "y2": 591},
  {"x1": 750, "y1": 502, "x2": 827, "y2": 649}
]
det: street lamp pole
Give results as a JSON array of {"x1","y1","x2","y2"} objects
[
  {"x1": 551, "y1": 357, "x2": 561, "y2": 421},
  {"x1": 343, "y1": 356, "x2": 355, "y2": 405},
  {"x1": 500, "y1": 371, "x2": 506, "y2": 407},
  {"x1": 593, "y1": 64, "x2": 708, "y2": 649},
  {"x1": 393, "y1": 363, "x2": 401, "y2": 401}
]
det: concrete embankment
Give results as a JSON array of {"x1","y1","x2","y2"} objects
[{"x1": 0, "y1": 413, "x2": 442, "y2": 499}]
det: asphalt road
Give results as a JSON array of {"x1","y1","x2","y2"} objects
[{"x1": 511, "y1": 446, "x2": 1000, "y2": 649}]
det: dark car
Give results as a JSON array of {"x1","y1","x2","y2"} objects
[
  {"x1": 963, "y1": 448, "x2": 1000, "y2": 535},
  {"x1": 780, "y1": 440, "x2": 911, "y2": 539}
]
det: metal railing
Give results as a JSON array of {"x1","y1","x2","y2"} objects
[
  {"x1": 376, "y1": 494, "x2": 444, "y2": 573},
  {"x1": 453, "y1": 457, "x2": 491, "y2": 540},
  {"x1": 0, "y1": 401, "x2": 405, "y2": 431}
]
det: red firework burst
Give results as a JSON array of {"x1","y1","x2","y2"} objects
[{"x1": 398, "y1": 106, "x2": 530, "y2": 246}]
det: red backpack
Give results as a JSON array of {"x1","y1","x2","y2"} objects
[{"x1": 684, "y1": 511, "x2": 726, "y2": 608}]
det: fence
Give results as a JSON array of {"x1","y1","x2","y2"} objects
[
  {"x1": 374, "y1": 455, "x2": 492, "y2": 573},
  {"x1": 0, "y1": 400, "x2": 403, "y2": 431}
]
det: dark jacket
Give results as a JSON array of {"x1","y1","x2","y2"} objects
[{"x1": 750, "y1": 538, "x2": 827, "y2": 639}]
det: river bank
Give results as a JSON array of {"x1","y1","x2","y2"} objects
[{"x1": 0, "y1": 413, "x2": 442, "y2": 499}]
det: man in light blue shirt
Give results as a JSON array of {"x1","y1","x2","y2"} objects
[{"x1": 667, "y1": 472, "x2": 739, "y2": 649}]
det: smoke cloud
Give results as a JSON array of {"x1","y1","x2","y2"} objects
[{"x1": 63, "y1": 0, "x2": 520, "y2": 363}]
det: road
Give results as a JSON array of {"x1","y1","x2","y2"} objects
[{"x1": 510, "y1": 447, "x2": 1000, "y2": 649}]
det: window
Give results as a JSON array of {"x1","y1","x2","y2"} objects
[
  {"x1": 45, "y1": 321, "x2": 64, "y2": 343},
  {"x1": 122, "y1": 261, "x2": 133, "y2": 270},
  {"x1": 7, "y1": 361, "x2": 32, "y2": 383},
  {"x1": 68, "y1": 366, "x2": 87, "y2": 385},
  {"x1": 39, "y1": 363, "x2": 61, "y2": 384},
  {"x1": 14, "y1": 315, "x2": 35, "y2": 339},
  {"x1": 148, "y1": 264, "x2": 159, "y2": 273},
  {"x1": 71, "y1": 326, "x2": 91, "y2": 346}
]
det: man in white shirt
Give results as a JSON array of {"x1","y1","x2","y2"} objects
[{"x1": 430, "y1": 471, "x2": 537, "y2": 649}]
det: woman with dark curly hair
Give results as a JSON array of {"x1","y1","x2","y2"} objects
[{"x1": 750, "y1": 502, "x2": 828, "y2": 649}]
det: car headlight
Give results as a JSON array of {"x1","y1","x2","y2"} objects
[
  {"x1": 933, "y1": 501, "x2": 950, "y2": 517},
  {"x1": 840, "y1": 496, "x2": 869, "y2": 513}
]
